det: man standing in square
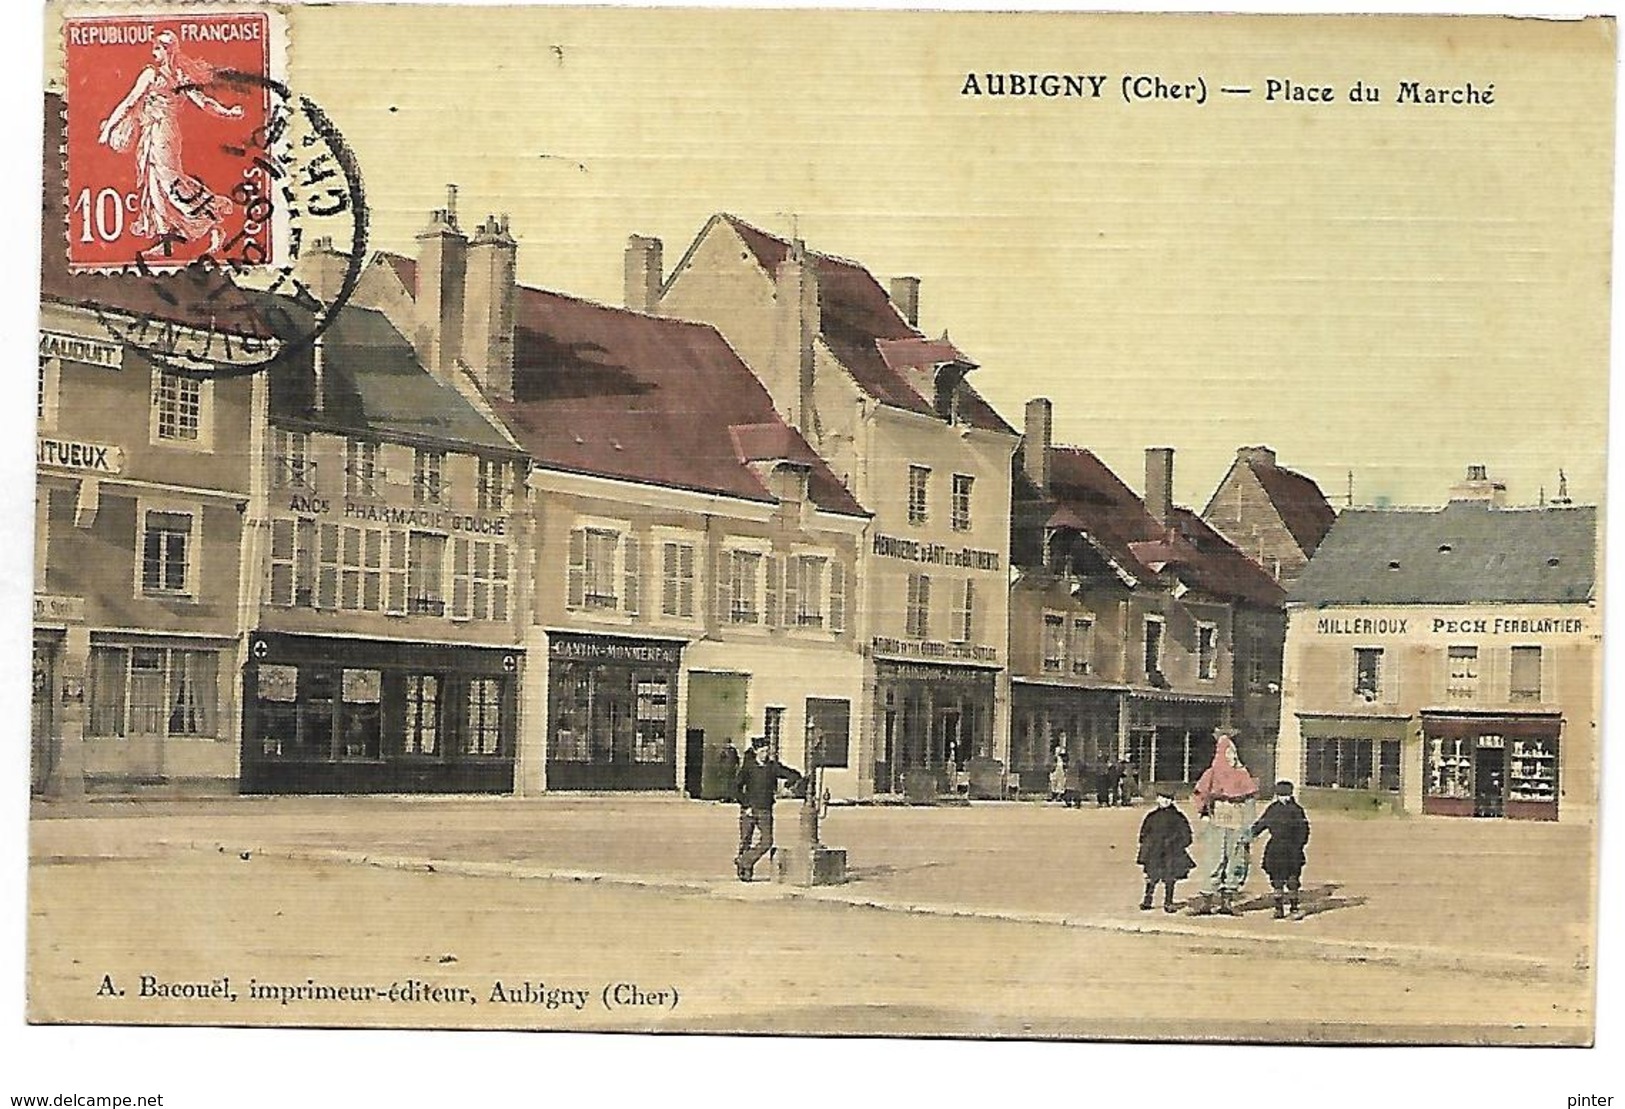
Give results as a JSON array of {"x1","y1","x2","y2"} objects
[{"x1": 733, "y1": 737, "x2": 803, "y2": 882}]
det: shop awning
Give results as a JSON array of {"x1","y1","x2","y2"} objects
[
  {"x1": 1297, "y1": 714, "x2": 1411, "y2": 743},
  {"x1": 1420, "y1": 712, "x2": 1562, "y2": 740}
]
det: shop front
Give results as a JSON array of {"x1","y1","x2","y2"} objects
[
  {"x1": 871, "y1": 660, "x2": 998, "y2": 796},
  {"x1": 1294, "y1": 714, "x2": 1407, "y2": 811},
  {"x1": 545, "y1": 632, "x2": 682, "y2": 791},
  {"x1": 241, "y1": 632, "x2": 518, "y2": 794},
  {"x1": 1122, "y1": 693, "x2": 1229, "y2": 791},
  {"x1": 1009, "y1": 682, "x2": 1122, "y2": 792},
  {"x1": 83, "y1": 632, "x2": 238, "y2": 792},
  {"x1": 1421, "y1": 711, "x2": 1562, "y2": 821}
]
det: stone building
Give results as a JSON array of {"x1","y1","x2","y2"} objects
[
  {"x1": 34, "y1": 95, "x2": 262, "y2": 797},
  {"x1": 650, "y1": 215, "x2": 1020, "y2": 797},
  {"x1": 1201, "y1": 446, "x2": 1336, "y2": 588},
  {"x1": 1009, "y1": 400, "x2": 1288, "y2": 792},
  {"x1": 238, "y1": 299, "x2": 530, "y2": 794},
  {"x1": 1279, "y1": 472, "x2": 1598, "y2": 822},
  {"x1": 310, "y1": 198, "x2": 870, "y2": 797}
]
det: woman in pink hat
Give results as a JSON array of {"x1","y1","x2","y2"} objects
[{"x1": 1188, "y1": 730, "x2": 1260, "y2": 916}]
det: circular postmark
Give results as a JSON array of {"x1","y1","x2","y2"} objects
[{"x1": 91, "y1": 67, "x2": 369, "y2": 379}]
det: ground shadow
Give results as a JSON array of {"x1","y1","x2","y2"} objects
[
  {"x1": 1229, "y1": 882, "x2": 1368, "y2": 919},
  {"x1": 844, "y1": 861, "x2": 946, "y2": 882}
]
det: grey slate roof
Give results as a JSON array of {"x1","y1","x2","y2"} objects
[
  {"x1": 263, "y1": 301, "x2": 520, "y2": 455},
  {"x1": 1288, "y1": 501, "x2": 1596, "y2": 606}
]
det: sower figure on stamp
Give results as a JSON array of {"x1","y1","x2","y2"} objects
[
  {"x1": 733, "y1": 736, "x2": 803, "y2": 882},
  {"x1": 1251, "y1": 780, "x2": 1312, "y2": 919},
  {"x1": 1136, "y1": 788, "x2": 1195, "y2": 912},
  {"x1": 96, "y1": 30, "x2": 244, "y2": 254},
  {"x1": 1189, "y1": 731, "x2": 1260, "y2": 916}
]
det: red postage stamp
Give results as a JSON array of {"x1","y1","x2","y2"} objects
[{"x1": 62, "y1": 8, "x2": 280, "y2": 272}]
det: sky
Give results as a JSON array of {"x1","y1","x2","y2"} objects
[{"x1": 259, "y1": 6, "x2": 1614, "y2": 511}]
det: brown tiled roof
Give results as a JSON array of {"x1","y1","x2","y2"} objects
[
  {"x1": 494, "y1": 284, "x2": 866, "y2": 517},
  {"x1": 1168, "y1": 508, "x2": 1288, "y2": 609},
  {"x1": 719, "y1": 215, "x2": 1013, "y2": 435},
  {"x1": 39, "y1": 93, "x2": 269, "y2": 338},
  {"x1": 877, "y1": 336, "x2": 976, "y2": 371},
  {"x1": 381, "y1": 252, "x2": 418, "y2": 296},
  {"x1": 1042, "y1": 447, "x2": 1284, "y2": 608},
  {"x1": 1249, "y1": 459, "x2": 1336, "y2": 556}
]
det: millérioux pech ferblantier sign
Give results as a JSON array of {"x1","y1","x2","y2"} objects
[{"x1": 1309, "y1": 611, "x2": 1591, "y2": 639}]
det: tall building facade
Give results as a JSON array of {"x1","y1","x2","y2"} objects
[
  {"x1": 322, "y1": 199, "x2": 870, "y2": 797},
  {"x1": 34, "y1": 95, "x2": 261, "y2": 797},
  {"x1": 239, "y1": 301, "x2": 530, "y2": 794},
  {"x1": 1009, "y1": 400, "x2": 1288, "y2": 791},
  {"x1": 654, "y1": 216, "x2": 1019, "y2": 797}
]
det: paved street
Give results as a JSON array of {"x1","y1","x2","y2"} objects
[{"x1": 26, "y1": 796, "x2": 1595, "y2": 1042}]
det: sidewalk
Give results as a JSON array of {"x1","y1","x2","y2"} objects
[{"x1": 30, "y1": 794, "x2": 1595, "y2": 976}]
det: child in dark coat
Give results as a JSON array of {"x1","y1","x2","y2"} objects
[
  {"x1": 1250, "y1": 780, "x2": 1312, "y2": 919},
  {"x1": 1135, "y1": 790, "x2": 1195, "y2": 912}
]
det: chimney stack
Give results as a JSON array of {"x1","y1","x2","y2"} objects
[
  {"x1": 1448, "y1": 463, "x2": 1507, "y2": 507},
  {"x1": 890, "y1": 276, "x2": 921, "y2": 327},
  {"x1": 1237, "y1": 445, "x2": 1277, "y2": 468},
  {"x1": 624, "y1": 235, "x2": 664, "y2": 313},
  {"x1": 1023, "y1": 398, "x2": 1052, "y2": 492},
  {"x1": 462, "y1": 213, "x2": 518, "y2": 402},
  {"x1": 1145, "y1": 447, "x2": 1175, "y2": 527},
  {"x1": 290, "y1": 236, "x2": 349, "y2": 306},
  {"x1": 773, "y1": 241, "x2": 820, "y2": 435},
  {"x1": 414, "y1": 184, "x2": 467, "y2": 378}
]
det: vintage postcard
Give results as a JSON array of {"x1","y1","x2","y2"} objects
[{"x1": 17, "y1": 0, "x2": 1618, "y2": 1071}]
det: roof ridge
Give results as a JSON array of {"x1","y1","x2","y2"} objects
[{"x1": 719, "y1": 213, "x2": 885, "y2": 276}]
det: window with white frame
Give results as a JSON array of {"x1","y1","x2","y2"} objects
[
  {"x1": 951, "y1": 474, "x2": 974, "y2": 532},
  {"x1": 403, "y1": 673, "x2": 439, "y2": 755},
  {"x1": 1143, "y1": 616, "x2": 1165, "y2": 681},
  {"x1": 634, "y1": 680, "x2": 671, "y2": 762},
  {"x1": 408, "y1": 531, "x2": 447, "y2": 615},
  {"x1": 1247, "y1": 626, "x2": 1266, "y2": 688},
  {"x1": 906, "y1": 573, "x2": 932, "y2": 639},
  {"x1": 1446, "y1": 645, "x2": 1479, "y2": 701},
  {"x1": 788, "y1": 554, "x2": 827, "y2": 628},
  {"x1": 153, "y1": 371, "x2": 205, "y2": 444},
  {"x1": 270, "y1": 520, "x2": 392, "y2": 613},
  {"x1": 567, "y1": 524, "x2": 640, "y2": 616},
  {"x1": 907, "y1": 465, "x2": 930, "y2": 525},
  {"x1": 1510, "y1": 645, "x2": 1543, "y2": 702},
  {"x1": 1070, "y1": 616, "x2": 1094, "y2": 675},
  {"x1": 345, "y1": 439, "x2": 379, "y2": 498},
  {"x1": 477, "y1": 457, "x2": 508, "y2": 513},
  {"x1": 413, "y1": 449, "x2": 446, "y2": 505},
  {"x1": 764, "y1": 705, "x2": 785, "y2": 757},
  {"x1": 1042, "y1": 613, "x2": 1065, "y2": 672},
  {"x1": 87, "y1": 645, "x2": 219, "y2": 739},
  {"x1": 1197, "y1": 622, "x2": 1219, "y2": 681},
  {"x1": 140, "y1": 509, "x2": 195, "y2": 597},
  {"x1": 951, "y1": 579, "x2": 975, "y2": 643},
  {"x1": 273, "y1": 429, "x2": 314, "y2": 489},
  {"x1": 1354, "y1": 647, "x2": 1383, "y2": 700},
  {"x1": 660, "y1": 538, "x2": 698, "y2": 620},
  {"x1": 466, "y1": 678, "x2": 503, "y2": 755},
  {"x1": 724, "y1": 548, "x2": 764, "y2": 625},
  {"x1": 451, "y1": 539, "x2": 511, "y2": 622}
]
